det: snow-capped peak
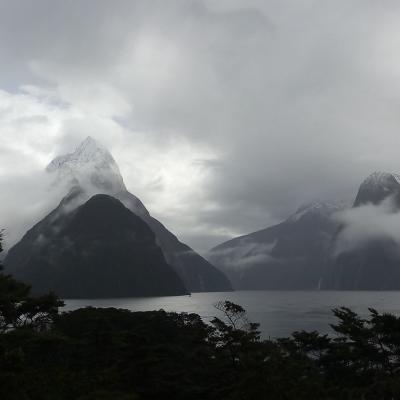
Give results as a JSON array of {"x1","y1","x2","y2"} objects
[
  {"x1": 360, "y1": 171, "x2": 400, "y2": 188},
  {"x1": 71, "y1": 136, "x2": 107, "y2": 160},
  {"x1": 46, "y1": 136, "x2": 126, "y2": 193},
  {"x1": 287, "y1": 201, "x2": 345, "y2": 223},
  {"x1": 47, "y1": 136, "x2": 113, "y2": 172}
]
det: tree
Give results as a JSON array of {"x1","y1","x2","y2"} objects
[
  {"x1": 0, "y1": 231, "x2": 63, "y2": 332},
  {"x1": 210, "y1": 301, "x2": 261, "y2": 373}
]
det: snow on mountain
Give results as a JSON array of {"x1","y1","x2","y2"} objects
[
  {"x1": 47, "y1": 137, "x2": 112, "y2": 170},
  {"x1": 47, "y1": 136, "x2": 126, "y2": 194},
  {"x1": 46, "y1": 137, "x2": 149, "y2": 217}
]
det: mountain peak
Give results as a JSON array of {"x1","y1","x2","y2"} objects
[
  {"x1": 75, "y1": 135, "x2": 105, "y2": 154},
  {"x1": 354, "y1": 171, "x2": 400, "y2": 207},
  {"x1": 47, "y1": 137, "x2": 126, "y2": 193},
  {"x1": 47, "y1": 137, "x2": 112, "y2": 171},
  {"x1": 361, "y1": 171, "x2": 400, "y2": 187},
  {"x1": 80, "y1": 135, "x2": 98, "y2": 146}
]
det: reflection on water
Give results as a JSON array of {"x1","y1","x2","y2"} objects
[{"x1": 64, "y1": 291, "x2": 400, "y2": 338}]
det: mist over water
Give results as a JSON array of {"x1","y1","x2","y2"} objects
[{"x1": 64, "y1": 290, "x2": 400, "y2": 338}]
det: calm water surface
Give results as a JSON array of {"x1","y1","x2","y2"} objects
[{"x1": 64, "y1": 291, "x2": 400, "y2": 338}]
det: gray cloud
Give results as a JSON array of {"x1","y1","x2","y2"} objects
[{"x1": 2, "y1": 1, "x2": 400, "y2": 253}]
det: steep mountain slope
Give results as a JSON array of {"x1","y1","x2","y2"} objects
[
  {"x1": 45, "y1": 137, "x2": 231, "y2": 292},
  {"x1": 208, "y1": 202, "x2": 342, "y2": 290},
  {"x1": 322, "y1": 172, "x2": 400, "y2": 289},
  {"x1": 5, "y1": 194, "x2": 188, "y2": 298}
]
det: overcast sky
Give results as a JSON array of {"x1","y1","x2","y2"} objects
[{"x1": 2, "y1": 0, "x2": 400, "y2": 253}]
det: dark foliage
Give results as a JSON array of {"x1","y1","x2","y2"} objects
[
  {"x1": 3, "y1": 236, "x2": 400, "y2": 399},
  {"x1": 3, "y1": 300, "x2": 400, "y2": 398}
]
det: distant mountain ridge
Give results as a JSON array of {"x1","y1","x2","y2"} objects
[
  {"x1": 209, "y1": 170, "x2": 400, "y2": 291},
  {"x1": 208, "y1": 201, "x2": 343, "y2": 290}
]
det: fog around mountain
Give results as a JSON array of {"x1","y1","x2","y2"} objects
[
  {"x1": 322, "y1": 173, "x2": 400, "y2": 289},
  {"x1": 4, "y1": 137, "x2": 231, "y2": 294},
  {"x1": 208, "y1": 202, "x2": 342, "y2": 289},
  {"x1": 209, "y1": 172, "x2": 400, "y2": 290}
]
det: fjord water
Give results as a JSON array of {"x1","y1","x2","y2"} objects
[{"x1": 64, "y1": 290, "x2": 400, "y2": 338}]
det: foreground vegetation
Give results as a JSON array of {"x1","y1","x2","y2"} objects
[{"x1": 2, "y1": 240, "x2": 400, "y2": 399}]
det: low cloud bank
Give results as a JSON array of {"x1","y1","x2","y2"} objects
[{"x1": 333, "y1": 197, "x2": 400, "y2": 256}]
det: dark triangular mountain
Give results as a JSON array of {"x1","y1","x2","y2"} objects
[
  {"x1": 208, "y1": 202, "x2": 342, "y2": 290},
  {"x1": 5, "y1": 193, "x2": 188, "y2": 298},
  {"x1": 322, "y1": 171, "x2": 400, "y2": 289},
  {"x1": 43, "y1": 137, "x2": 232, "y2": 293}
]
